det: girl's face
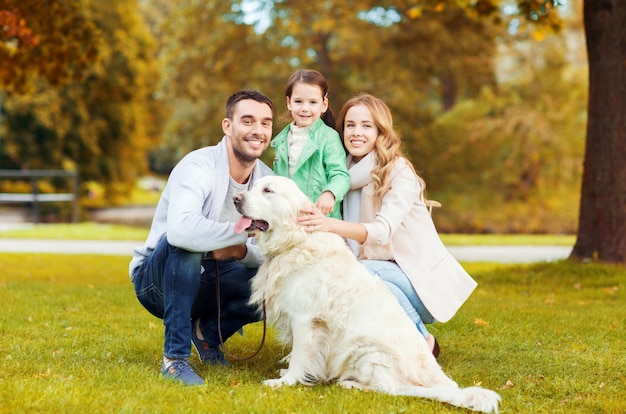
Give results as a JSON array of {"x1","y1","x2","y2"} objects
[
  {"x1": 286, "y1": 83, "x2": 328, "y2": 128},
  {"x1": 342, "y1": 104, "x2": 378, "y2": 162}
]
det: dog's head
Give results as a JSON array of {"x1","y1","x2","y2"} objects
[{"x1": 233, "y1": 176, "x2": 312, "y2": 250}]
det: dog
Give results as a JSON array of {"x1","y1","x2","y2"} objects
[{"x1": 233, "y1": 175, "x2": 500, "y2": 413}]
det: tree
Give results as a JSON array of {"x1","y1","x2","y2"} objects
[
  {"x1": 153, "y1": 0, "x2": 279, "y2": 169},
  {"x1": 154, "y1": 0, "x2": 497, "y2": 170},
  {"x1": 570, "y1": 0, "x2": 626, "y2": 263},
  {"x1": 412, "y1": 49, "x2": 587, "y2": 234},
  {"x1": 1, "y1": 0, "x2": 163, "y2": 203},
  {"x1": 0, "y1": 0, "x2": 98, "y2": 92}
]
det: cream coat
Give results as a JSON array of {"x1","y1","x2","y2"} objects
[{"x1": 354, "y1": 157, "x2": 477, "y2": 323}]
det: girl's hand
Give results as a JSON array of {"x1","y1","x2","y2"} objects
[
  {"x1": 315, "y1": 191, "x2": 335, "y2": 215},
  {"x1": 298, "y1": 205, "x2": 329, "y2": 232}
]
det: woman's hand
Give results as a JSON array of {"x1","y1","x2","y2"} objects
[
  {"x1": 299, "y1": 205, "x2": 367, "y2": 243},
  {"x1": 298, "y1": 205, "x2": 330, "y2": 232}
]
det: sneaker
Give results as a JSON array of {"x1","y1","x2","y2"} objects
[
  {"x1": 191, "y1": 322, "x2": 231, "y2": 366},
  {"x1": 161, "y1": 359, "x2": 204, "y2": 386}
]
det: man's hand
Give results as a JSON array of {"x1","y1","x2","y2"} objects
[{"x1": 208, "y1": 244, "x2": 247, "y2": 261}]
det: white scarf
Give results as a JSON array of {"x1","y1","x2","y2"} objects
[{"x1": 343, "y1": 152, "x2": 376, "y2": 256}]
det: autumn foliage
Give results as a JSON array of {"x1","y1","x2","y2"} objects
[{"x1": 0, "y1": 0, "x2": 98, "y2": 93}]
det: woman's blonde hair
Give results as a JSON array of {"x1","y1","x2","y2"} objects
[{"x1": 337, "y1": 93, "x2": 430, "y2": 204}]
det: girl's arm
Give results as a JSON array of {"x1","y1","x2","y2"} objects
[{"x1": 321, "y1": 131, "x2": 351, "y2": 203}]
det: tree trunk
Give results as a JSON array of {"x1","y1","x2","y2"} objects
[
  {"x1": 439, "y1": 72, "x2": 458, "y2": 112},
  {"x1": 570, "y1": 0, "x2": 626, "y2": 263}
]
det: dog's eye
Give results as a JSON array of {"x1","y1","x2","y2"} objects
[{"x1": 263, "y1": 186, "x2": 274, "y2": 194}]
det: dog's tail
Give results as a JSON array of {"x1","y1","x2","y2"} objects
[{"x1": 395, "y1": 384, "x2": 501, "y2": 413}]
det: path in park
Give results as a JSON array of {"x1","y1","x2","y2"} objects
[
  {"x1": 0, "y1": 236, "x2": 572, "y2": 263},
  {"x1": 0, "y1": 206, "x2": 572, "y2": 262}
]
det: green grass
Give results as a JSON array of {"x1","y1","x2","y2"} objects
[
  {"x1": 0, "y1": 254, "x2": 624, "y2": 413},
  {"x1": 0, "y1": 223, "x2": 575, "y2": 246},
  {"x1": 0, "y1": 222, "x2": 148, "y2": 241},
  {"x1": 440, "y1": 234, "x2": 575, "y2": 246}
]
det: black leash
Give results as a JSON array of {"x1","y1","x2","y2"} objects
[{"x1": 213, "y1": 260, "x2": 266, "y2": 361}]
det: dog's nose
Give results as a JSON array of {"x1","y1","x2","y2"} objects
[{"x1": 233, "y1": 194, "x2": 243, "y2": 206}]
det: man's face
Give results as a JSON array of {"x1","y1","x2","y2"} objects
[{"x1": 223, "y1": 99, "x2": 273, "y2": 164}]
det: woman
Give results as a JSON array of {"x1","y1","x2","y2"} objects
[{"x1": 298, "y1": 93, "x2": 477, "y2": 357}]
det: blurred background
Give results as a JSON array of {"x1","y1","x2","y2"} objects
[{"x1": 0, "y1": 0, "x2": 585, "y2": 234}]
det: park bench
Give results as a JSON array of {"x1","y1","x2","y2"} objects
[{"x1": 0, "y1": 169, "x2": 78, "y2": 223}]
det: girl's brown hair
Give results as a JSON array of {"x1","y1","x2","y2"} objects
[{"x1": 285, "y1": 69, "x2": 335, "y2": 128}]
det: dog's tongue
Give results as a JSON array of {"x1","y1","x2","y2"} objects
[{"x1": 234, "y1": 216, "x2": 252, "y2": 234}]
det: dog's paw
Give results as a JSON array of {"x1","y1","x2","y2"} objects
[
  {"x1": 459, "y1": 386, "x2": 501, "y2": 414},
  {"x1": 338, "y1": 380, "x2": 366, "y2": 390},
  {"x1": 263, "y1": 377, "x2": 294, "y2": 388},
  {"x1": 263, "y1": 378, "x2": 284, "y2": 388}
]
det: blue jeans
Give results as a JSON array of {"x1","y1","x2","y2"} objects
[
  {"x1": 360, "y1": 260, "x2": 435, "y2": 338},
  {"x1": 132, "y1": 235, "x2": 260, "y2": 359}
]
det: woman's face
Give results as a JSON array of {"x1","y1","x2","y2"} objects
[{"x1": 342, "y1": 104, "x2": 378, "y2": 162}]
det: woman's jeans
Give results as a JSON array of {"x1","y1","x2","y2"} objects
[
  {"x1": 132, "y1": 235, "x2": 260, "y2": 359},
  {"x1": 360, "y1": 260, "x2": 435, "y2": 338}
]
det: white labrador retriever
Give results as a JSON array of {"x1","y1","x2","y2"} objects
[{"x1": 233, "y1": 176, "x2": 500, "y2": 413}]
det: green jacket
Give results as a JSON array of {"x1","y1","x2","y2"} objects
[{"x1": 271, "y1": 119, "x2": 350, "y2": 219}]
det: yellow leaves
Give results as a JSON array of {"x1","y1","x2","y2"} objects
[
  {"x1": 601, "y1": 286, "x2": 618, "y2": 295},
  {"x1": 406, "y1": 2, "x2": 445, "y2": 19},
  {"x1": 501, "y1": 379, "x2": 514, "y2": 390},
  {"x1": 407, "y1": 7, "x2": 423, "y2": 19},
  {"x1": 532, "y1": 29, "x2": 546, "y2": 42},
  {"x1": 36, "y1": 368, "x2": 52, "y2": 378},
  {"x1": 473, "y1": 318, "x2": 490, "y2": 327}
]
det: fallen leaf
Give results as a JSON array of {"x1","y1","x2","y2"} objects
[
  {"x1": 601, "y1": 286, "x2": 618, "y2": 295},
  {"x1": 501, "y1": 380, "x2": 514, "y2": 390},
  {"x1": 473, "y1": 318, "x2": 489, "y2": 326},
  {"x1": 36, "y1": 368, "x2": 52, "y2": 378}
]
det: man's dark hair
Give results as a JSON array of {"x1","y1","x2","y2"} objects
[{"x1": 226, "y1": 90, "x2": 274, "y2": 119}]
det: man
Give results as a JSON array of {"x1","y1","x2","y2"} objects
[{"x1": 129, "y1": 90, "x2": 274, "y2": 385}]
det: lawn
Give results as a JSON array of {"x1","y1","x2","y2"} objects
[
  {"x1": 0, "y1": 222, "x2": 576, "y2": 246},
  {"x1": 0, "y1": 253, "x2": 623, "y2": 413}
]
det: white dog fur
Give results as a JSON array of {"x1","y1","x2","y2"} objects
[{"x1": 233, "y1": 176, "x2": 500, "y2": 413}]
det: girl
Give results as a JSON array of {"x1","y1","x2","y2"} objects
[
  {"x1": 298, "y1": 93, "x2": 478, "y2": 357},
  {"x1": 271, "y1": 69, "x2": 350, "y2": 219}
]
